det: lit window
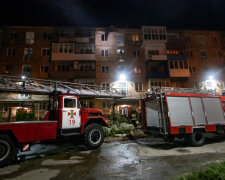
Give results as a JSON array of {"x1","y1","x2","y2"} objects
[
  {"x1": 24, "y1": 48, "x2": 33, "y2": 61},
  {"x1": 25, "y1": 32, "x2": 34, "y2": 44},
  {"x1": 131, "y1": 35, "x2": 139, "y2": 43}
]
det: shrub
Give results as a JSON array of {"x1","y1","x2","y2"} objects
[
  {"x1": 16, "y1": 110, "x2": 36, "y2": 121},
  {"x1": 177, "y1": 162, "x2": 225, "y2": 180}
]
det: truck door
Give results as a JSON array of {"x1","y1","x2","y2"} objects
[{"x1": 62, "y1": 97, "x2": 81, "y2": 130}]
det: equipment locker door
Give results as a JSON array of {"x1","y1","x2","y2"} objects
[{"x1": 62, "y1": 96, "x2": 81, "y2": 129}]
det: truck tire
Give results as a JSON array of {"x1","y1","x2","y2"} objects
[
  {"x1": 84, "y1": 124, "x2": 104, "y2": 149},
  {"x1": 187, "y1": 131, "x2": 205, "y2": 147},
  {"x1": 0, "y1": 135, "x2": 17, "y2": 167}
]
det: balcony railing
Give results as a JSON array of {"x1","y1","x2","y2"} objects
[
  {"x1": 146, "y1": 55, "x2": 167, "y2": 61},
  {"x1": 169, "y1": 69, "x2": 190, "y2": 77}
]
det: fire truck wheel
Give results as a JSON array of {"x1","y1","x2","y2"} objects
[
  {"x1": 187, "y1": 132, "x2": 205, "y2": 147},
  {"x1": 84, "y1": 124, "x2": 104, "y2": 149},
  {"x1": 0, "y1": 135, "x2": 17, "y2": 167}
]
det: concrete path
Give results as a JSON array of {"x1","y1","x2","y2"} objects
[{"x1": 1, "y1": 135, "x2": 225, "y2": 180}]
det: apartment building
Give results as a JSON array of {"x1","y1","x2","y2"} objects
[
  {"x1": 0, "y1": 26, "x2": 224, "y2": 118},
  {"x1": 183, "y1": 30, "x2": 225, "y2": 91},
  {"x1": 0, "y1": 26, "x2": 53, "y2": 79},
  {"x1": 166, "y1": 30, "x2": 190, "y2": 88}
]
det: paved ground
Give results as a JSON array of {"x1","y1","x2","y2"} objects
[{"x1": 1, "y1": 135, "x2": 225, "y2": 180}]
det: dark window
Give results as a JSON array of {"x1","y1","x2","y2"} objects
[
  {"x1": 40, "y1": 65, "x2": 49, "y2": 73},
  {"x1": 102, "y1": 66, "x2": 109, "y2": 73},
  {"x1": 42, "y1": 48, "x2": 50, "y2": 56},
  {"x1": 179, "y1": 61, "x2": 184, "y2": 69},
  {"x1": 169, "y1": 61, "x2": 174, "y2": 69},
  {"x1": 64, "y1": 98, "x2": 76, "y2": 108},
  {"x1": 184, "y1": 61, "x2": 188, "y2": 69},
  {"x1": 43, "y1": 33, "x2": 52, "y2": 40},
  {"x1": 6, "y1": 48, "x2": 16, "y2": 56},
  {"x1": 9, "y1": 32, "x2": 18, "y2": 39},
  {"x1": 174, "y1": 61, "x2": 178, "y2": 69}
]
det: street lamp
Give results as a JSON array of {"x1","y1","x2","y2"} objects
[
  {"x1": 209, "y1": 76, "x2": 214, "y2": 80},
  {"x1": 119, "y1": 74, "x2": 126, "y2": 81}
]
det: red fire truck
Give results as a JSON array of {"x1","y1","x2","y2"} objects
[
  {"x1": 0, "y1": 76, "x2": 123, "y2": 167},
  {"x1": 142, "y1": 88, "x2": 225, "y2": 146}
]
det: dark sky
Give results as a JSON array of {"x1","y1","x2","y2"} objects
[{"x1": 0, "y1": 0, "x2": 225, "y2": 30}]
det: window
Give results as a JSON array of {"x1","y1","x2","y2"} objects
[
  {"x1": 4, "y1": 65, "x2": 13, "y2": 73},
  {"x1": 9, "y1": 32, "x2": 18, "y2": 39},
  {"x1": 57, "y1": 64, "x2": 71, "y2": 72},
  {"x1": 179, "y1": 61, "x2": 184, "y2": 69},
  {"x1": 43, "y1": 32, "x2": 52, "y2": 40},
  {"x1": 174, "y1": 61, "x2": 178, "y2": 69},
  {"x1": 148, "y1": 50, "x2": 159, "y2": 56},
  {"x1": 167, "y1": 50, "x2": 180, "y2": 55},
  {"x1": 42, "y1": 48, "x2": 50, "y2": 56},
  {"x1": 102, "y1": 101, "x2": 110, "y2": 109},
  {"x1": 184, "y1": 61, "x2": 188, "y2": 69},
  {"x1": 133, "y1": 50, "x2": 140, "y2": 57},
  {"x1": 53, "y1": 43, "x2": 74, "y2": 53},
  {"x1": 6, "y1": 48, "x2": 16, "y2": 56},
  {"x1": 185, "y1": 50, "x2": 193, "y2": 58},
  {"x1": 169, "y1": 61, "x2": 174, "y2": 69},
  {"x1": 101, "y1": 50, "x2": 108, "y2": 57},
  {"x1": 79, "y1": 62, "x2": 95, "y2": 71},
  {"x1": 133, "y1": 66, "x2": 142, "y2": 74},
  {"x1": 116, "y1": 34, "x2": 124, "y2": 46},
  {"x1": 25, "y1": 32, "x2": 34, "y2": 44},
  {"x1": 200, "y1": 50, "x2": 208, "y2": 61},
  {"x1": 212, "y1": 36, "x2": 217, "y2": 44},
  {"x1": 143, "y1": 27, "x2": 166, "y2": 40},
  {"x1": 101, "y1": 83, "x2": 110, "y2": 90},
  {"x1": 185, "y1": 36, "x2": 190, "y2": 43},
  {"x1": 189, "y1": 66, "x2": 196, "y2": 74},
  {"x1": 117, "y1": 49, "x2": 125, "y2": 56},
  {"x1": 64, "y1": 98, "x2": 76, "y2": 108},
  {"x1": 131, "y1": 35, "x2": 139, "y2": 43},
  {"x1": 101, "y1": 33, "x2": 108, "y2": 41},
  {"x1": 216, "y1": 50, "x2": 223, "y2": 58},
  {"x1": 198, "y1": 36, "x2": 206, "y2": 46},
  {"x1": 40, "y1": 65, "x2": 49, "y2": 73},
  {"x1": 22, "y1": 65, "x2": 31, "y2": 76},
  {"x1": 135, "y1": 83, "x2": 143, "y2": 91},
  {"x1": 101, "y1": 65, "x2": 109, "y2": 73},
  {"x1": 59, "y1": 44, "x2": 63, "y2": 53},
  {"x1": 24, "y1": 48, "x2": 33, "y2": 61}
]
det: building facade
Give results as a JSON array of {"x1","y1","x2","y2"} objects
[{"x1": 0, "y1": 26, "x2": 224, "y2": 120}]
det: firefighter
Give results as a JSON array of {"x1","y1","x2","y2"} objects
[{"x1": 130, "y1": 110, "x2": 138, "y2": 127}]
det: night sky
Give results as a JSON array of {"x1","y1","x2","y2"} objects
[{"x1": 0, "y1": 0, "x2": 225, "y2": 30}]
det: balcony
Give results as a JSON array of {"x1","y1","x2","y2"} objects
[
  {"x1": 169, "y1": 69, "x2": 190, "y2": 77},
  {"x1": 74, "y1": 54, "x2": 95, "y2": 60},
  {"x1": 146, "y1": 55, "x2": 167, "y2": 61},
  {"x1": 51, "y1": 53, "x2": 75, "y2": 61}
]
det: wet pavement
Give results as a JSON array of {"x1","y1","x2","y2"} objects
[{"x1": 1, "y1": 135, "x2": 225, "y2": 180}]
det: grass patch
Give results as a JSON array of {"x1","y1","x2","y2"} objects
[{"x1": 177, "y1": 162, "x2": 225, "y2": 180}]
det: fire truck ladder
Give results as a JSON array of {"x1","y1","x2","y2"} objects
[
  {"x1": 0, "y1": 75, "x2": 124, "y2": 98},
  {"x1": 148, "y1": 86, "x2": 218, "y2": 95}
]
